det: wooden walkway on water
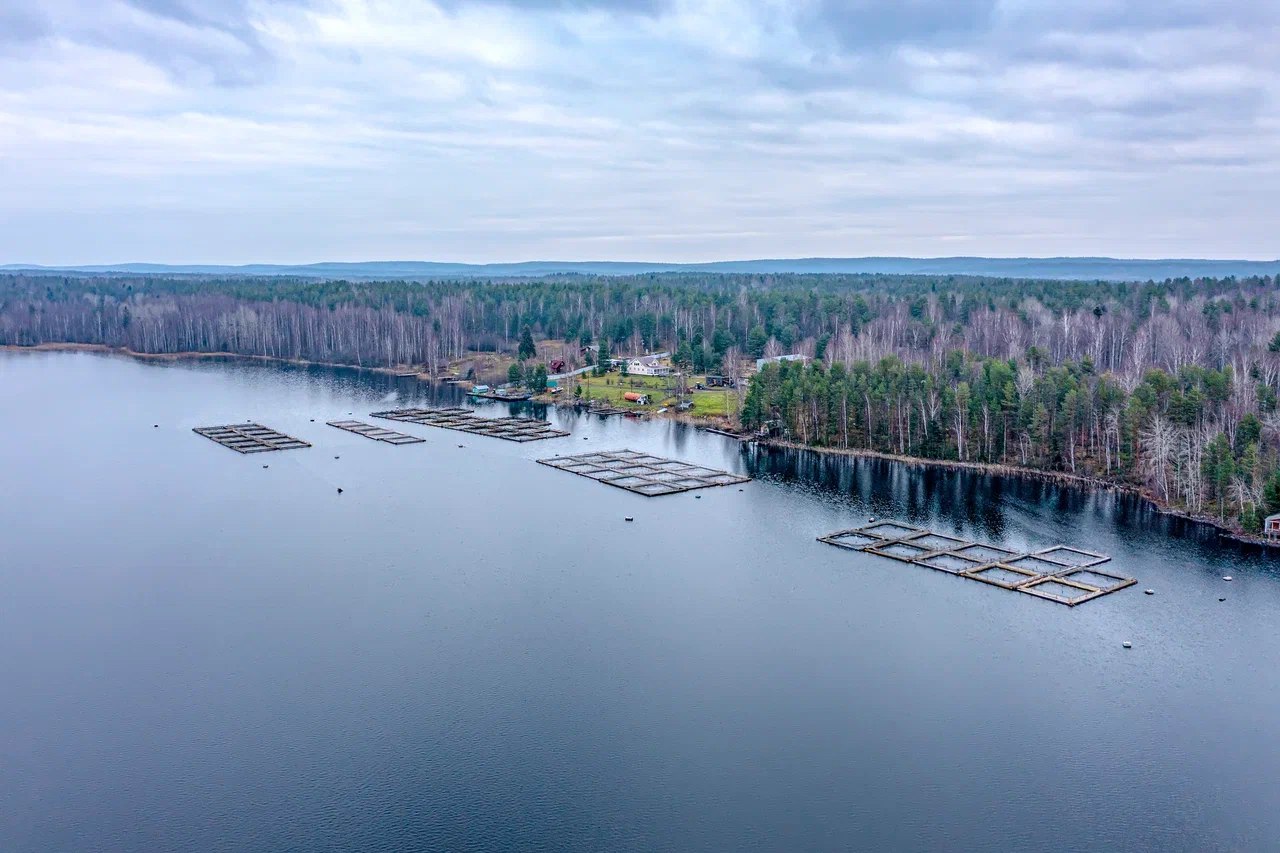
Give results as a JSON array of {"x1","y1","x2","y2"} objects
[
  {"x1": 819, "y1": 522, "x2": 1135, "y2": 606},
  {"x1": 193, "y1": 423, "x2": 311, "y2": 454},
  {"x1": 371, "y1": 407, "x2": 569, "y2": 442},
  {"x1": 327, "y1": 420, "x2": 425, "y2": 445},
  {"x1": 537, "y1": 449, "x2": 750, "y2": 496}
]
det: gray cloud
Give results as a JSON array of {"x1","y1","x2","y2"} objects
[
  {"x1": 0, "y1": 3, "x2": 51, "y2": 47},
  {"x1": 438, "y1": 0, "x2": 667, "y2": 10},
  {"x1": 803, "y1": 0, "x2": 998, "y2": 50}
]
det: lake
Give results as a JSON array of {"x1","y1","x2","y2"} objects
[{"x1": 3, "y1": 350, "x2": 1279, "y2": 852}]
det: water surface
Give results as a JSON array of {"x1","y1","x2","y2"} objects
[{"x1": 2, "y1": 351, "x2": 1278, "y2": 852}]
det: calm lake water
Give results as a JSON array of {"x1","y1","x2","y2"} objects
[{"x1": 3, "y1": 351, "x2": 1279, "y2": 852}]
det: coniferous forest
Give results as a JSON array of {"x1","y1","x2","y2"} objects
[{"x1": 4, "y1": 271, "x2": 1280, "y2": 532}]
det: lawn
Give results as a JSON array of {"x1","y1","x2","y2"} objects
[{"x1": 566, "y1": 372, "x2": 738, "y2": 418}]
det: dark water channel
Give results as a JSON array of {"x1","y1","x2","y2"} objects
[{"x1": 2, "y1": 351, "x2": 1278, "y2": 852}]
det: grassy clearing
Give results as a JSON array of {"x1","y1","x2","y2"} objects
[{"x1": 565, "y1": 372, "x2": 738, "y2": 418}]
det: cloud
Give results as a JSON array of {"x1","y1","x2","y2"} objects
[
  {"x1": 0, "y1": 4, "x2": 51, "y2": 48},
  {"x1": 802, "y1": 0, "x2": 998, "y2": 50},
  {"x1": 0, "y1": 0, "x2": 1277, "y2": 263}
]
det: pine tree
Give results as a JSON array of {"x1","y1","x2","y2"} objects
[
  {"x1": 595, "y1": 336, "x2": 611, "y2": 376},
  {"x1": 518, "y1": 326, "x2": 536, "y2": 361}
]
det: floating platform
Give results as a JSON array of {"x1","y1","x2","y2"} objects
[
  {"x1": 193, "y1": 423, "x2": 311, "y2": 454},
  {"x1": 371, "y1": 407, "x2": 569, "y2": 442},
  {"x1": 326, "y1": 420, "x2": 425, "y2": 445},
  {"x1": 470, "y1": 390, "x2": 533, "y2": 401},
  {"x1": 818, "y1": 524, "x2": 1133, "y2": 606},
  {"x1": 536, "y1": 449, "x2": 751, "y2": 496}
]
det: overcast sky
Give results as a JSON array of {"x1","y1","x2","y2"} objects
[{"x1": 1, "y1": 0, "x2": 1277, "y2": 264}]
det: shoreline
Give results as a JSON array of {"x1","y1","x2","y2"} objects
[
  {"x1": 1, "y1": 342, "x2": 436, "y2": 379},
  {"x1": 8, "y1": 341, "x2": 1274, "y2": 550},
  {"x1": 750, "y1": 437, "x2": 1278, "y2": 550}
]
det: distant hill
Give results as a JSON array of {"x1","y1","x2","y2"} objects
[{"x1": 4, "y1": 256, "x2": 1279, "y2": 282}]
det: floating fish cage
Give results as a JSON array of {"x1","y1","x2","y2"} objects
[
  {"x1": 818, "y1": 523, "x2": 1133, "y2": 606},
  {"x1": 326, "y1": 420, "x2": 425, "y2": 445},
  {"x1": 371, "y1": 407, "x2": 569, "y2": 442},
  {"x1": 537, "y1": 449, "x2": 751, "y2": 496},
  {"x1": 193, "y1": 423, "x2": 311, "y2": 454}
]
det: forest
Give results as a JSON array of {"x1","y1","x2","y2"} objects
[{"x1": 3, "y1": 270, "x2": 1280, "y2": 532}]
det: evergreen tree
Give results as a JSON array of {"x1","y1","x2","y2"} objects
[
  {"x1": 529, "y1": 363, "x2": 548, "y2": 393},
  {"x1": 595, "y1": 336, "x2": 611, "y2": 376},
  {"x1": 518, "y1": 326, "x2": 536, "y2": 361}
]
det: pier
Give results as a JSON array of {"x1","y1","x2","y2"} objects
[
  {"x1": 537, "y1": 449, "x2": 751, "y2": 496},
  {"x1": 193, "y1": 423, "x2": 311, "y2": 453},
  {"x1": 371, "y1": 407, "x2": 569, "y2": 442},
  {"x1": 819, "y1": 524, "x2": 1133, "y2": 606},
  {"x1": 326, "y1": 420, "x2": 425, "y2": 444}
]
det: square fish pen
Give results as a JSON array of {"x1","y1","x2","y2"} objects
[
  {"x1": 193, "y1": 423, "x2": 311, "y2": 454},
  {"x1": 327, "y1": 420, "x2": 425, "y2": 445},
  {"x1": 371, "y1": 407, "x2": 569, "y2": 442},
  {"x1": 1034, "y1": 546, "x2": 1110, "y2": 569},
  {"x1": 818, "y1": 519, "x2": 1134, "y2": 607},
  {"x1": 536, "y1": 450, "x2": 751, "y2": 496}
]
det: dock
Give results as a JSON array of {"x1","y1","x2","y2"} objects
[
  {"x1": 371, "y1": 407, "x2": 569, "y2": 442},
  {"x1": 818, "y1": 522, "x2": 1134, "y2": 606},
  {"x1": 537, "y1": 449, "x2": 751, "y2": 496},
  {"x1": 193, "y1": 423, "x2": 311, "y2": 453},
  {"x1": 326, "y1": 420, "x2": 425, "y2": 445},
  {"x1": 703, "y1": 427, "x2": 749, "y2": 441},
  {"x1": 470, "y1": 390, "x2": 533, "y2": 401}
]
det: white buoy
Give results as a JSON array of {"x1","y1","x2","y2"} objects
[
  {"x1": 1223, "y1": 576, "x2": 1233, "y2": 581},
  {"x1": 1122, "y1": 642, "x2": 1132, "y2": 649}
]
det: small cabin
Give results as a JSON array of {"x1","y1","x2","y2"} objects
[{"x1": 1266, "y1": 513, "x2": 1280, "y2": 539}]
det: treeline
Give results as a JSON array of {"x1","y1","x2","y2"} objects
[
  {"x1": 742, "y1": 356, "x2": 1280, "y2": 531},
  {"x1": 3, "y1": 271, "x2": 1278, "y2": 377}
]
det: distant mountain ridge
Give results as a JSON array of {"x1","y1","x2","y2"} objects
[{"x1": 4, "y1": 256, "x2": 1279, "y2": 282}]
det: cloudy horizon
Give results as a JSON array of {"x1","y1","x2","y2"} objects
[{"x1": 1, "y1": 0, "x2": 1277, "y2": 265}]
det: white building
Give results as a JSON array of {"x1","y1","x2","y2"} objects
[
  {"x1": 625, "y1": 355, "x2": 673, "y2": 376},
  {"x1": 755, "y1": 353, "x2": 810, "y2": 371}
]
